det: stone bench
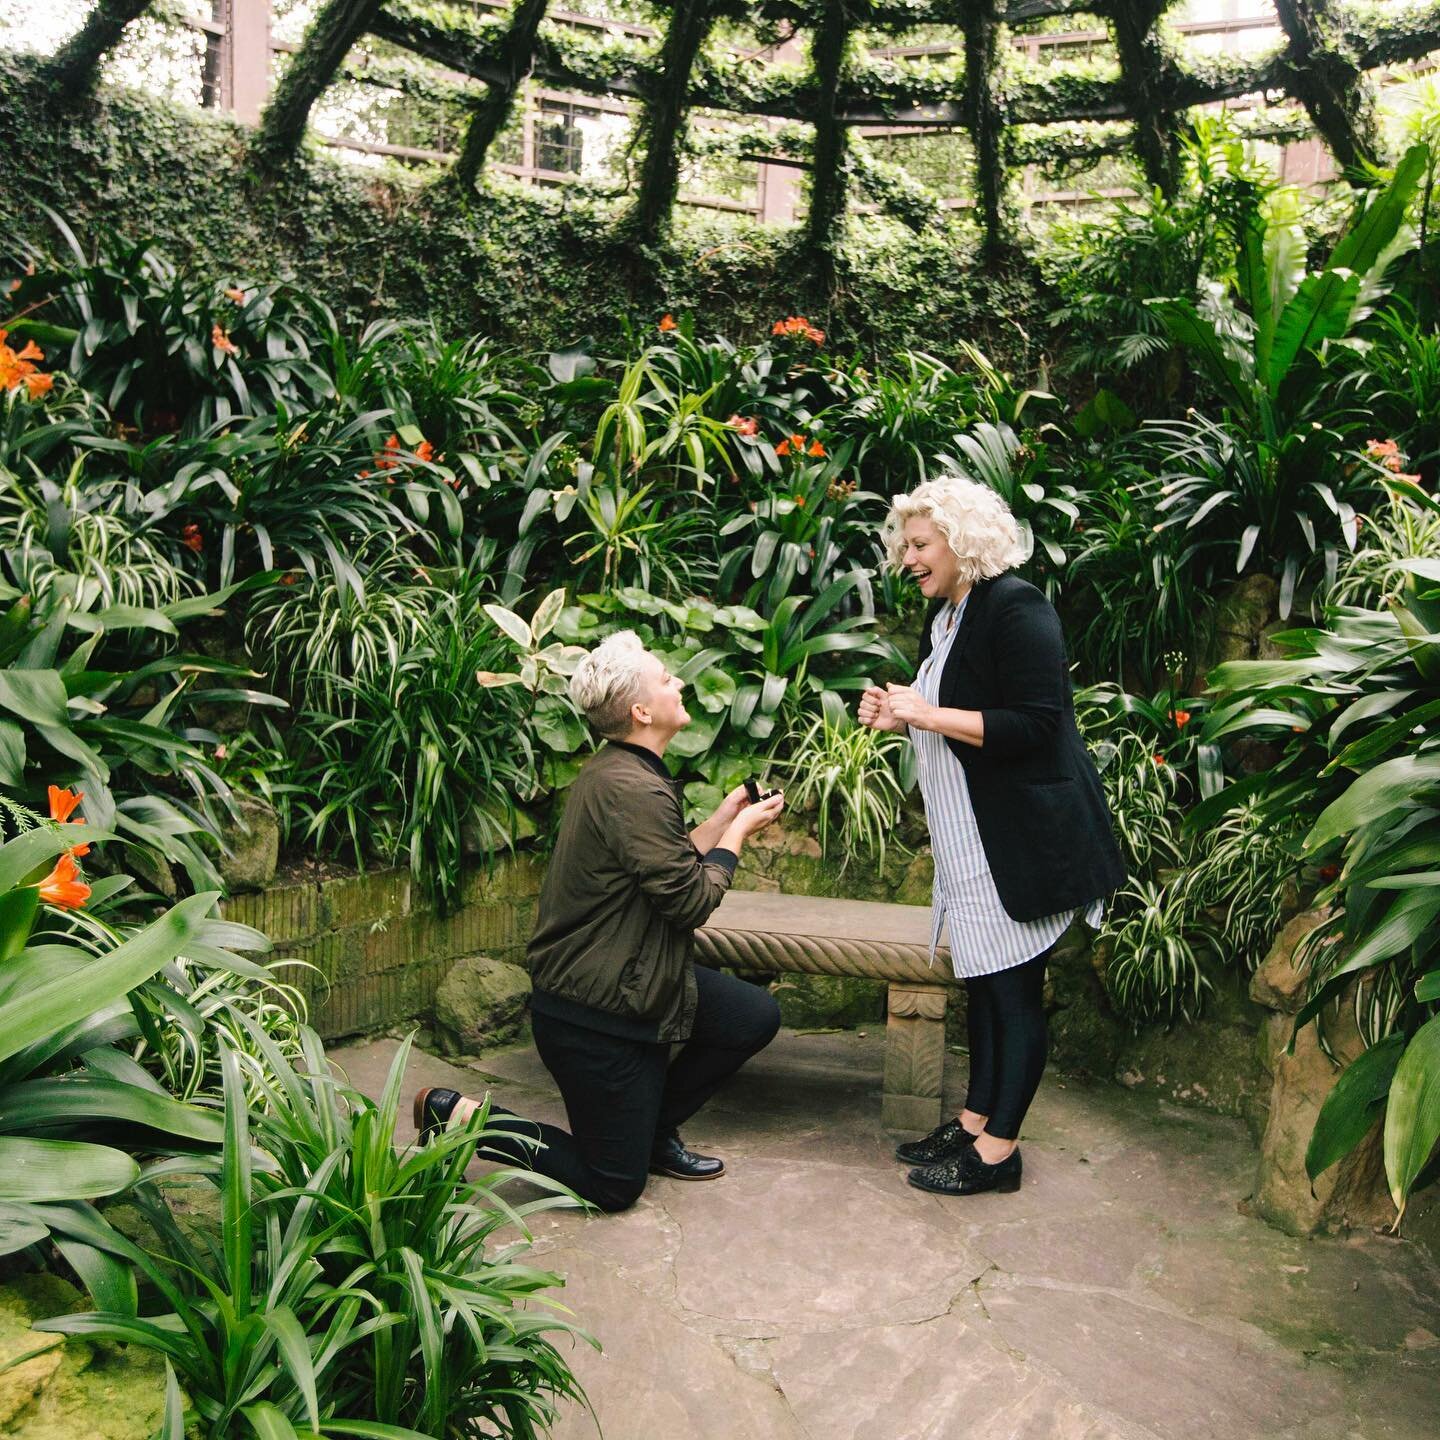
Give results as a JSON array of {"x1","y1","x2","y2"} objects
[{"x1": 696, "y1": 890, "x2": 956, "y2": 1131}]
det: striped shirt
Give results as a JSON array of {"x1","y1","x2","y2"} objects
[{"x1": 913, "y1": 596, "x2": 1102, "y2": 979}]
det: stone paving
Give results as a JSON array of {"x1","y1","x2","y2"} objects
[{"x1": 334, "y1": 1029, "x2": 1440, "y2": 1440}]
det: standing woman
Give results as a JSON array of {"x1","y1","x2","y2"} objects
[{"x1": 858, "y1": 477, "x2": 1123, "y2": 1197}]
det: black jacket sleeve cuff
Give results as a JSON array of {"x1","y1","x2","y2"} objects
[{"x1": 702, "y1": 847, "x2": 738, "y2": 876}]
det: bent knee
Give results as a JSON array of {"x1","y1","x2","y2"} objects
[{"x1": 589, "y1": 1176, "x2": 648, "y2": 1213}]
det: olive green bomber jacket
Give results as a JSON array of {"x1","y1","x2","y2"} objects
[{"x1": 527, "y1": 743, "x2": 737, "y2": 1043}]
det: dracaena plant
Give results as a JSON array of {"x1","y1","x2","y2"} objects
[{"x1": 1202, "y1": 510, "x2": 1440, "y2": 1219}]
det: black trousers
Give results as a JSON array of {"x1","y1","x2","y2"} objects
[
  {"x1": 962, "y1": 944, "x2": 1053, "y2": 1142},
  {"x1": 483, "y1": 965, "x2": 780, "y2": 1212}
]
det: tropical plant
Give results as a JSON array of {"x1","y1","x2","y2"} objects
[
  {"x1": 778, "y1": 712, "x2": 915, "y2": 869},
  {"x1": 1101, "y1": 877, "x2": 1215, "y2": 1026},
  {"x1": 1139, "y1": 145, "x2": 1429, "y2": 615},
  {"x1": 0, "y1": 816, "x2": 232, "y2": 1268},
  {"x1": 1203, "y1": 527, "x2": 1440, "y2": 1218},
  {"x1": 291, "y1": 578, "x2": 536, "y2": 907},
  {"x1": 34, "y1": 1033, "x2": 594, "y2": 1439}
]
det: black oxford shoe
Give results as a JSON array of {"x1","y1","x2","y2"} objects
[
  {"x1": 908, "y1": 1145, "x2": 1022, "y2": 1196},
  {"x1": 413, "y1": 1086, "x2": 461, "y2": 1145},
  {"x1": 649, "y1": 1134, "x2": 725, "y2": 1181},
  {"x1": 894, "y1": 1117, "x2": 979, "y2": 1165}
]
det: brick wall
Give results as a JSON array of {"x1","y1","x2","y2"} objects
[{"x1": 221, "y1": 857, "x2": 544, "y2": 1040}]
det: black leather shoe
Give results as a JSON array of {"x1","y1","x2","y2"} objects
[
  {"x1": 908, "y1": 1145, "x2": 1022, "y2": 1196},
  {"x1": 894, "y1": 1117, "x2": 978, "y2": 1165},
  {"x1": 413, "y1": 1086, "x2": 461, "y2": 1145},
  {"x1": 649, "y1": 1134, "x2": 725, "y2": 1181}
]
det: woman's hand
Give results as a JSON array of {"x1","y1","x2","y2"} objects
[
  {"x1": 712, "y1": 784, "x2": 753, "y2": 827},
  {"x1": 884, "y1": 683, "x2": 938, "y2": 732},
  {"x1": 858, "y1": 686, "x2": 906, "y2": 732}
]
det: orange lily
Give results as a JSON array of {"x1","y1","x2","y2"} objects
[
  {"x1": 48, "y1": 785, "x2": 84, "y2": 824},
  {"x1": 211, "y1": 324, "x2": 239, "y2": 357},
  {"x1": 1173, "y1": 710, "x2": 1191, "y2": 728},
  {"x1": 658, "y1": 314, "x2": 677, "y2": 332},
  {"x1": 37, "y1": 852, "x2": 90, "y2": 910}
]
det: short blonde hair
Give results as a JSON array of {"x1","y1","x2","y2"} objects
[
  {"x1": 569, "y1": 630, "x2": 651, "y2": 739},
  {"x1": 883, "y1": 476, "x2": 1028, "y2": 587}
]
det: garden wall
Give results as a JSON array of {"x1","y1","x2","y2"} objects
[{"x1": 0, "y1": 54, "x2": 1050, "y2": 371}]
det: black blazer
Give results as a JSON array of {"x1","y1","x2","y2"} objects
[{"x1": 917, "y1": 572, "x2": 1125, "y2": 922}]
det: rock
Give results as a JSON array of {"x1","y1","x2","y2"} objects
[
  {"x1": 1249, "y1": 1004, "x2": 1397, "y2": 1236},
  {"x1": 769, "y1": 974, "x2": 885, "y2": 1029},
  {"x1": 1210, "y1": 574, "x2": 1281, "y2": 666},
  {"x1": 218, "y1": 796, "x2": 280, "y2": 894},
  {"x1": 1044, "y1": 924, "x2": 1125, "y2": 1081},
  {"x1": 0, "y1": 1273, "x2": 170, "y2": 1439},
  {"x1": 1250, "y1": 909, "x2": 1331, "y2": 1013},
  {"x1": 893, "y1": 850, "x2": 934, "y2": 907},
  {"x1": 433, "y1": 953, "x2": 532, "y2": 1055}
]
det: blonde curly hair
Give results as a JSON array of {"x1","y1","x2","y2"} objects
[{"x1": 882, "y1": 476, "x2": 1028, "y2": 588}]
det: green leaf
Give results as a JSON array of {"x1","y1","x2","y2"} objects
[
  {"x1": 1306, "y1": 755, "x2": 1440, "y2": 851},
  {"x1": 0, "y1": 887, "x2": 39, "y2": 963},
  {"x1": 0, "y1": 1138, "x2": 139, "y2": 1202},
  {"x1": 1305, "y1": 1034, "x2": 1403, "y2": 1181},
  {"x1": 242, "y1": 1404, "x2": 302, "y2": 1440},
  {"x1": 1267, "y1": 269, "x2": 1361, "y2": 392},
  {"x1": 264, "y1": 1307, "x2": 320, "y2": 1433},
  {"x1": 482, "y1": 603, "x2": 531, "y2": 650},
  {"x1": 0, "y1": 669, "x2": 69, "y2": 727},
  {"x1": 1329, "y1": 144, "x2": 1426, "y2": 277},
  {"x1": 0, "y1": 719, "x2": 24, "y2": 786},
  {"x1": 55, "y1": 1236, "x2": 138, "y2": 1315},
  {"x1": 0, "y1": 891, "x2": 215, "y2": 1064},
  {"x1": 1148, "y1": 299, "x2": 1246, "y2": 408},
  {"x1": 1384, "y1": 1013, "x2": 1440, "y2": 1216},
  {"x1": 159, "y1": 1362, "x2": 186, "y2": 1440}
]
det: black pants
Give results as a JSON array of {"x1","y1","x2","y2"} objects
[
  {"x1": 483, "y1": 966, "x2": 780, "y2": 1213},
  {"x1": 962, "y1": 944, "x2": 1053, "y2": 1142}
]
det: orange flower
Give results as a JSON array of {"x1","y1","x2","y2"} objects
[
  {"x1": 280, "y1": 573, "x2": 298, "y2": 586},
  {"x1": 1153, "y1": 753, "x2": 1166, "y2": 766},
  {"x1": 376, "y1": 435, "x2": 401, "y2": 471},
  {"x1": 1317, "y1": 863, "x2": 1340, "y2": 883},
  {"x1": 36, "y1": 852, "x2": 90, "y2": 910},
  {"x1": 6, "y1": 279, "x2": 18, "y2": 294},
  {"x1": 181, "y1": 522, "x2": 203, "y2": 554},
  {"x1": 414, "y1": 438, "x2": 435, "y2": 463},
  {"x1": 794, "y1": 495, "x2": 806, "y2": 507},
  {"x1": 0, "y1": 329, "x2": 54, "y2": 397},
  {"x1": 805, "y1": 326, "x2": 825, "y2": 345},
  {"x1": 807, "y1": 440, "x2": 825, "y2": 458},
  {"x1": 727, "y1": 415, "x2": 759, "y2": 437},
  {"x1": 772, "y1": 316, "x2": 824, "y2": 343},
  {"x1": 224, "y1": 286, "x2": 246, "y2": 303},
  {"x1": 775, "y1": 438, "x2": 792, "y2": 457},
  {"x1": 658, "y1": 314, "x2": 677, "y2": 332},
  {"x1": 211, "y1": 324, "x2": 239, "y2": 357},
  {"x1": 1173, "y1": 710, "x2": 1191, "y2": 728},
  {"x1": 48, "y1": 785, "x2": 84, "y2": 824}
]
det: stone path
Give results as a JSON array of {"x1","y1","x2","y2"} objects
[{"x1": 333, "y1": 1029, "x2": 1440, "y2": 1440}]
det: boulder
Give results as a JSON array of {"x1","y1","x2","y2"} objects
[
  {"x1": 1210, "y1": 573, "x2": 1281, "y2": 665},
  {"x1": 218, "y1": 796, "x2": 280, "y2": 893},
  {"x1": 1249, "y1": 1007, "x2": 1396, "y2": 1235},
  {"x1": 0, "y1": 1273, "x2": 170, "y2": 1439},
  {"x1": 1247, "y1": 908, "x2": 1398, "y2": 1234},
  {"x1": 1249, "y1": 909, "x2": 1331, "y2": 1013},
  {"x1": 433, "y1": 953, "x2": 532, "y2": 1055}
]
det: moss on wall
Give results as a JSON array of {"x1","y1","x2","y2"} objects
[{"x1": 0, "y1": 51, "x2": 1052, "y2": 369}]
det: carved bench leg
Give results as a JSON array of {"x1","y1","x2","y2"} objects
[{"x1": 882, "y1": 982, "x2": 948, "y2": 1131}]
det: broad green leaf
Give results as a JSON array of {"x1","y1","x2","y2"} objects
[
  {"x1": 0, "y1": 891, "x2": 215, "y2": 1063},
  {"x1": 0, "y1": 886, "x2": 39, "y2": 963},
  {"x1": 1266, "y1": 269, "x2": 1360, "y2": 392},
  {"x1": 1305, "y1": 1034, "x2": 1403, "y2": 1181},
  {"x1": 1307, "y1": 755, "x2": 1440, "y2": 850},
  {"x1": 0, "y1": 1137, "x2": 139, "y2": 1202},
  {"x1": 159, "y1": 1362, "x2": 186, "y2": 1440},
  {"x1": 1384, "y1": 1013, "x2": 1440, "y2": 1216},
  {"x1": 55, "y1": 1236, "x2": 139, "y2": 1314},
  {"x1": 0, "y1": 719, "x2": 24, "y2": 786},
  {"x1": 1329, "y1": 144, "x2": 1426, "y2": 277},
  {"x1": 0, "y1": 1078, "x2": 224, "y2": 1144},
  {"x1": 0, "y1": 669, "x2": 69, "y2": 727}
]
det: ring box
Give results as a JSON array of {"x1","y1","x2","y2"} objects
[{"x1": 744, "y1": 777, "x2": 780, "y2": 803}]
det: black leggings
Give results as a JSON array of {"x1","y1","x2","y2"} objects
[
  {"x1": 963, "y1": 945, "x2": 1052, "y2": 1142},
  {"x1": 480, "y1": 965, "x2": 780, "y2": 1213}
]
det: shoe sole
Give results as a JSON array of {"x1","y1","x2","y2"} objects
[
  {"x1": 906, "y1": 1168, "x2": 1022, "y2": 1196},
  {"x1": 648, "y1": 1164, "x2": 726, "y2": 1181},
  {"x1": 413, "y1": 1087, "x2": 443, "y2": 1144}
]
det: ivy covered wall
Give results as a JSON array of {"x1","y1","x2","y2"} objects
[{"x1": 1, "y1": 53, "x2": 1052, "y2": 369}]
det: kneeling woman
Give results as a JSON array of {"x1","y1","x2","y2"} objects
[
  {"x1": 859, "y1": 477, "x2": 1124, "y2": 1197},
  {"x1": 417, "y1": 631, "x2": 784, "y2": 1212}
]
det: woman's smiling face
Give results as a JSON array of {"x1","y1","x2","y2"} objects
[{"x1": 900, "y1": 515, "x2": 963, "y2": 601}]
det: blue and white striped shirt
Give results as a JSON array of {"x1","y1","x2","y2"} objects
[{"x1": 913, "y1": 596, "x2": 1101, "y2": 979}]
